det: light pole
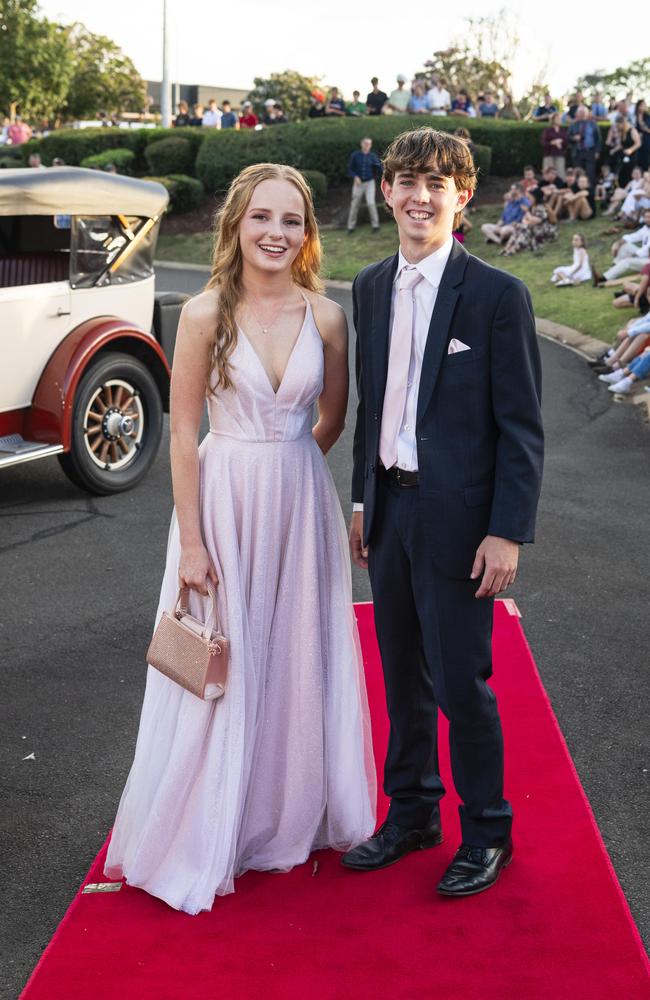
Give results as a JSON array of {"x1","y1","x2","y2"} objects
[{"x1": 160, "y1": 0, "x2": 172, "y2": 127}]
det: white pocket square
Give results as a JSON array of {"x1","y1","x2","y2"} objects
[{"x1": 448, "y1": 338, "x2": 471, "y2": 354}]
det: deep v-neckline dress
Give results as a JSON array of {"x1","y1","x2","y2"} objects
[{"x1": 104, "y1": 294, "x2": 377, "y2": 914}]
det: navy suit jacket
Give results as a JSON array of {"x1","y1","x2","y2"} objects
[{"x1": 351, "y1": 239, "x2": 544, "y2": 568}]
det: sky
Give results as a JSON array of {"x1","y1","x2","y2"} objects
[{"x1": 39, "y1": 0, "x2": 647, "y2": 102}]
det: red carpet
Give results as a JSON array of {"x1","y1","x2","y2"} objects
[{"x1": 22, "y1": 602, "x2": 650, "y2": 999}]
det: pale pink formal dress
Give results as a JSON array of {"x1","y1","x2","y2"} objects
[{"x1": 104, "y1": 292, "x2": 377, "y2": 914}]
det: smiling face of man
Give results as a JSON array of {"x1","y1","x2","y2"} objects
[{"x1": 381, "y1": 162, "x2": 472, "y2": 261}]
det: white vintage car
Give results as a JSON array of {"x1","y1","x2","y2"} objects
[{"x1": 0, "y1": 167, "x2": 186, "y2": 494}]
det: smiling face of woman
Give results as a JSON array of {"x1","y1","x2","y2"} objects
[{"x1": 238, "y1": 178, "x2": 306, "y2": 275}]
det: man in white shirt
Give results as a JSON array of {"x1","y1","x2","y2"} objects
[
  {"x1": 603, "y1": 208, "x2": 650, "y2": 280},
  {"x1": 386, "y1": 74, "x2": 411, "y2": 114},
  {"x1": 426, "y1": 77, "x2": 451, "y2": 116},
  {"x1": 342, "y1": 127, "x2": 543, "y2": 898},
  {"x1": 202, "y1": 99, "x2": 223, "y2": 128}
]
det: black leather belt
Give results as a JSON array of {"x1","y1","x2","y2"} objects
[{"x1": 380, "y1": 464, "x2": 419, "y2": 487}]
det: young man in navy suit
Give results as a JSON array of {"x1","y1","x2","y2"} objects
[{"x1": 342, "y1": 128, "x2": 544, "y2": 896}]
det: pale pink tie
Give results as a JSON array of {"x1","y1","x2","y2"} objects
[{"x1": 379, "y1": 266, "x2": 423, "y2": 470}]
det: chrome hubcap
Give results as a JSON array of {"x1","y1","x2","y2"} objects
[{"x1": 83, "y1": 378, "x2": 144, "y2": 471}]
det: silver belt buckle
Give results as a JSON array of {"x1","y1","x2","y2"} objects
[{"x1": 395, "y1": 467, "x2": 401, "y2": 484}]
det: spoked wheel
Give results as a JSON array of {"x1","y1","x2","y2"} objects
[
  {"x1": 58, "y1": 352, "x2": 163, "y2": 495},
  {"x1": 83, "y1": 378, "x2": 145, "y2": 472}
]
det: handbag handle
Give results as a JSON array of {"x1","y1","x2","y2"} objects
[{"x1": 175, "y1": 582, "x2": 220, "y2": 640}]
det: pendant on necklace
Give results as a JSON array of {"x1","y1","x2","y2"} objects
[{"x1": 262, "y1": 327, "x2": 268, "y2": 334}]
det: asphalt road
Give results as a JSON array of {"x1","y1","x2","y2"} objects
[{"x1": 1, "y1": 270, "x2": 648, "y2": 998}]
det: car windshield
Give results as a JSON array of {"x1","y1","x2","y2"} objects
[{"x1": 70, "y1": 214, "x2": 160, "y2": 288}]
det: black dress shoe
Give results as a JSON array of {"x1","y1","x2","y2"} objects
[
  {"x1": 436, "y1": 839, "x2": 513, "y2": 897},
  {"x1": 341, "y1": 819, "x2": 443, "y2": 872}
]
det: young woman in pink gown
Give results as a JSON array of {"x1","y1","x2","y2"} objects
[{"x1": 104, "y1": 164, "x2": 376, "y2": 914}]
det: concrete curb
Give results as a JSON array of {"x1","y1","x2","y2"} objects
[
  {"x1": 536, "y1": 318, "x2": 649, "y2": 422},
  {"x1": 534, "y1": 317, "x2": 608, "y2": 360}
]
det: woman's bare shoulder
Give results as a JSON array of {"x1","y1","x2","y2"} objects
[
  {"x1": 180, "y1": 288, "x2": 220, "y2": 336},
  {"x1": 305, "y1": 289, "x2": 347, "y2": 343}
]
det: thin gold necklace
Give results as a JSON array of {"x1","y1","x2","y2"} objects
[{"x1": 244, "y1": 292, "x2": 292, "y2": 335}]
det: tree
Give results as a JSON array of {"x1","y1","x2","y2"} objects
[
  {"x1": 575, "y1": 58, "x2": 650, "y2": 102},
  {"x1": 63, "y1": 24, "x2": 146, "y2": 119},
  {"x1": 0, "y1": 0, "x2": 73, "y2": 120},
  {"x1": 246, "y1": 70, "x2": 323, "y2": 122},
  {"x1": 0, "y1": 1, "x2": 146, "y2": 123},
  {"x1": 418, "y1": 8, "x2": 521, "y2": 102}
]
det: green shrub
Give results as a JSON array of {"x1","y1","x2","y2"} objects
[
  {"x1": 143, "y1": 174, "x2": 203, "y2": 213},
  {"x1": 301, "y1": 169, "x2": 327, "y2": 202},
  {"x1": 31, "y1": 126, "x2": 207, "y2": 173},
  {"x1": 0, "y1": 156, "x2": 23, "y2": 169},
  {"x1": 33, "y1": 127, "x2": 141, "y2": 166},
  {"x1": 196, "y1": 117, "x2": 494, "y2": 192},
  {"x1": 0, "y1": 145, "x2": 24, "y2": 162},
  {"x1": 80, "y1": 147, "x2": 136, "y2": 174},
  {"x1": 145, "y1": 136, "x2": 195, "y2": 176}
]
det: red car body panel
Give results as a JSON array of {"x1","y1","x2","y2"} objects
[{"x1": 22, "y1": 317, "x2": 170, "y2": 448}]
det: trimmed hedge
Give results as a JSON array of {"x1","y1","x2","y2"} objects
[
  {"x1": 0, "y1": 155, "x2": 22, "y2": 169},
  {"x1": 80, "y1": 148, "x2": 136, "y2": 174},
  {"x1": 145, "y1": 137, "x2": 195, "y2": 176},
  {"x1": 196, "y1": 117, "x2": 494, "y2": 192},
  {"x1": 24, "y1": 117, "x2": 614, "y2": 191},
  {"x1": 302, "y1": 169, "x2": 327, "y2": 202},
  {"x1": 32, "y1": 126, "x2": 207, "y2": 172},
  {"x1": 143, "y1": 174, "x2": 203, "y2": 214}
]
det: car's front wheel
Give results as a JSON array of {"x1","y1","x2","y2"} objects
[{"x1": 58, "y1": 352, "x2": 163, "y2": 495}]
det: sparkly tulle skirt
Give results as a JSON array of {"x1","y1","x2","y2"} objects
[{"x1": 104, "y1": 430, "x2": 377, "y2": 914}]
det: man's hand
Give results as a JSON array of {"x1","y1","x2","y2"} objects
[
  {"x1": 349, "y1": 511, "x2": 368, "y2": 569},
  {"x1": 471, "y1": 535, "x2": 519, "y2": 598},
  {"x1": 353, "y1": 176, "x2": 362, "y2": 187}
]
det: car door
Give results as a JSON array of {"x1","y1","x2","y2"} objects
[{"x1": 0, "y1": 279, "x2": 72, "y2": 412}]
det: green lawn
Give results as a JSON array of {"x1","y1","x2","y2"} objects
[{"x1": 157, "y1": 206, "x2": 628, "y2": 344}]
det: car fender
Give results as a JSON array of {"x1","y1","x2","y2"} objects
[{"x1": 24, "y1": 316, "x2": 171, "y2": 448}]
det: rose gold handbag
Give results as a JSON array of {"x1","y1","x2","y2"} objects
[{"x1": 146, "y1": 583, "x2": 229, "y2": 700}]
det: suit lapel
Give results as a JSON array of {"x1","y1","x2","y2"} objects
[
  {"x1": 416, "y1": 239, "x2": 469, "y2": 426},
  {"x1": 370, "y1": 253, "x2": 399, "y2": 408}
]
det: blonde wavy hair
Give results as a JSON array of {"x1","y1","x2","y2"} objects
[{"x1": 205, "y1": 163, "x2": 324, "y2": 392}]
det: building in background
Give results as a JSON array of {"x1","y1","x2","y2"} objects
[{"x1": 146, "y1": 81, "x2": 250, "y2": 114}]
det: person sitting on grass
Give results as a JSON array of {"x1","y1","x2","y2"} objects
[
  {"x1": 593, "y1": 207, "x2": 650, "y2": 282},
  {"x1": 562, "y1": 174, "x2": 594, "y2": 222},
  {"x1": 520, "y1": 164, "x2": 539, "y2": 197},
  {"x1": 612, "y1": 261, "x2": 650, "y2": 310},
  {"x1": 553, "y1": 167, "x2": 585, "y2": 219},
  {"x1": 480, "y1": 183, "x2": 530, "y2": 245},
  {"x1": 551, "y1": 233, "x2": 592, "y2": 285},
  {"x1": 590, "y1": 310, "x2": 650, "y2": 375},
  {"x1": 595, "y1": 163, "x2": 617, "y2": 211},
  {"x1": 599, "y1": 347, "x2": 650, "y2": 395},
  {"x1": 500, "y1": 202, "x2": 557, "y2": 256},
  {"x1": 531, "y1": 164, "x2": 568, "y2": 223},
  {"x1": 619, "y1": 169, "x2": 650, "y2": 225},
  {"x1": 604, "y1": 166, "x2": 645, "y2": 218}
]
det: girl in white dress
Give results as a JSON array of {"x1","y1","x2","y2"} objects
[
  {"x1": 551, "y1": 233, "x2": 592, "y2": 286},
  {"x1": 104, "y1": 164, "x2": 376, "y2": 914}
]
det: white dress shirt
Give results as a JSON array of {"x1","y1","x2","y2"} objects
[
  {"x1": 426, "y1": 86, "x2": 451, "y2": 115},
  {"x1": 353, "y1": 236, "x2": 454, "y2": 512}
]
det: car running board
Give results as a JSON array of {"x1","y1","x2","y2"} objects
[{"x1": 0, "y1": 434, "x2": 64, "y2": 468}]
